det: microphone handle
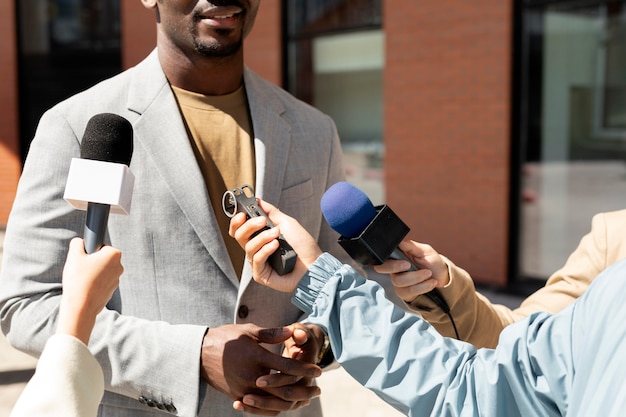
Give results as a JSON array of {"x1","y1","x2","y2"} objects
[
  {"x1": 388, "y1": 248, "x2": 451, "y2": 314},
  {"x1": 84, "y1": 202, "x2": 110, "y2": 254}
]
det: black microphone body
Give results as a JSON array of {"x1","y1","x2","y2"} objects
[
  {"x1": 335, "y1": 204, "x2": 451, "y2": 313},
  {"x1": 84, "y1": 202, "x2": 111, "y2": 254}
]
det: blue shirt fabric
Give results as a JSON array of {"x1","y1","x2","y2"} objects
[{"x1": 293, "y1": 253, "x2": 626, "y2": 417}]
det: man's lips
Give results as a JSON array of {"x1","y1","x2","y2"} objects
[
  {"x1": 200, "y1": 6, "x2": 243, "y2": 24},
  {"x1": 200, "y1": 6, "x2": 243, "y2": 20}
]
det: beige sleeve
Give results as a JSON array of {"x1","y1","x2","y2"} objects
[
  {"x1": 408, "y1": 212, "x2": 608, "y2": 348},
  {"x1": 408, "y1": 257, "x2": 512, "y2": 348},
  {"x1": 512, "y1": 213, "x2": 607, "y2": 318},
  {"x1": 10, "y1": 334, "x2": 104, "y2": 417}
]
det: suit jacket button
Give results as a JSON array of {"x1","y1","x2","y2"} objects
[
  {"x1": 166, "y1": 403, "x2": 177, "y2": 413},
  {"x1": 238, "y1": 305, "x2": 249, "y2": 319},
  {"x1": 138, "y1": 396, "x2": 147, "y2": 404}
]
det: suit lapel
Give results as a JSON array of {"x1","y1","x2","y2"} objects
[
  {"x1": 126, "y1": 51, "x2": 239, "y2": 287},
  {"x1": 244, "y1": 68, "x2": 291, "y2": 207},
  {"x1": 239, "y1": 68, "x2": 293, "y2": 290}
]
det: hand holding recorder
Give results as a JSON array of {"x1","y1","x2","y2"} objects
[
  {"x1": 228, "y1": 198, "x2": 323, "y2": 293},
  {"x1": 223, "y1": 185, "x2": 297, "y2": 275}
]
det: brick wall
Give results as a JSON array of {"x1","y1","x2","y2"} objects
[
  {"x1": 384, "y1": 0, "x2": 514, "y2": 286},
  {"x1": 244, "y1": 0, "x2": 283, "y2": 86},
  {"x1": 121, "y1": 1, "x2": 156, "y2": 69},
  {"x1": 0, "y1": 1, "x2": 20, "y2": 226}
]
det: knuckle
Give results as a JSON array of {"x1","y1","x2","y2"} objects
[{"x1": 280, "y1": 386, "x2": 296, "y2": 400}]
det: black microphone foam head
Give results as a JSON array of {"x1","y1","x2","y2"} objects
[{"x1": 80, "y1": 113, "x2": 133, "y2": 166}]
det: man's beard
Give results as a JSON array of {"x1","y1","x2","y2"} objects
[
  {"x1": 190, "y1": 1, "x2": 246, "y2": 58},
  {"x1": 192, "y1": 29, "x2": 243, "y2": 58}
]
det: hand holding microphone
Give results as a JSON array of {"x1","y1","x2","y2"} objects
[
  {"x1": 320, "y1": 182, "x2": 456, "y2": 331},
  {"x1": 373, "y1": 240, "x2": 451, "y2": 303},
  {"x1": 63, "y1": 113, "x2": 134, "y2": 254}
]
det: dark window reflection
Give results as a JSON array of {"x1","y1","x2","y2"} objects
[
  {"x1": 17, "y1": 0, "x2": 121, "y2": 162},
  {"x1": 284, "y1": 0, "x2": 384, "y2": 200},
  {"x1": 285, "y1": 0, "x2": 381, "y2": 38},
  {"x1": 284, "y1": 0, "x2": 382, "y2": 100}
]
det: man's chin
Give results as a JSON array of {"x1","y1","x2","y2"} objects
[{"x1": 193, "y1": 36, "x2": 243, "y2": 59}]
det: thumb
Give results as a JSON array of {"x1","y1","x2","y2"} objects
[
  {"x1": 68, "y1": 237, "x2": 86, "y2": 255},
  {"x1": 291, "y1": 327, "x2": 309, "y2": 345},
  {"x1": 257, "y1": 199, "x2": 288, "y2": 225},
  {"x1": 398, "y1": 239, "x2": 423, "y2": 258}
]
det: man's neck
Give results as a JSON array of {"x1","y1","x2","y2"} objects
[{"x1": 158, "y1": 46, "x2": 245, "y2": 96}]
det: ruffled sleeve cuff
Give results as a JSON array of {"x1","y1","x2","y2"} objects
[{"x1": 292, "y1": 253, "x2": 343, "y2": 314}]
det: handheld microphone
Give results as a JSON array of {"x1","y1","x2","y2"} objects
[
  {"x1": 320, "y1": 181, "x2": 454, "y2": 320},
  {"x1": 63, "y1": 113, "x2": 135, "y2": 254}
]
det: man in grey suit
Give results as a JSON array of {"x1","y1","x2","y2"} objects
[{"x1": 0, "y1": 1, "x2": 345, "y2": 416}]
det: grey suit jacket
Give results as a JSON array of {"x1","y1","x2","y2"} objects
[{"x1": 0, "y1": 49, "x2": 345, "y2": 417}]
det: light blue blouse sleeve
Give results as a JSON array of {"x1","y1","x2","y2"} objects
[{"x1": 294, "y1": 253, "x2": 572, "y2": 417}]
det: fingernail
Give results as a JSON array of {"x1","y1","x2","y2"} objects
[
  {"x1": 243, "y1": 397, "x2": 256, "y2": 406},
  {"x1": 257, "y1": 379, "x2": 268, "y2": 387}
]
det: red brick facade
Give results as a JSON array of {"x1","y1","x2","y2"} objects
[
  {"x1": 383, "y1": 1, "x2": 513, "y2": 286},
  {"x1": 121, "y1": 1, "x2": 156, "y2": 69},
  {"x1": 0, "y1": 0, "x2": 20, "y2": 225},
  {"x1": 243, "y1": 0, "x2": 283, "y2": 86},
  {"x1": 0, "y1": 1, "x2": 512, "y2": 287}
]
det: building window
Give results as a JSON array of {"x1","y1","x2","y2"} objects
[
  {"x1": 284, "y1": 0, "x2": 384, "y2": 199},
  {"x1": 518, "y1": 0, "x2": 626, "y2": 280}
]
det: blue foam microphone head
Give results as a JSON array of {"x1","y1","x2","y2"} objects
[
  {"x1": 321, "y1": 181, "x2": 410, "y2": 266},
  {"x1": 320, "y1": 182, "x2": 378, "y2": 238}
]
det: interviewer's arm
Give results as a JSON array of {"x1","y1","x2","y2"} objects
[
  {"x1": 9, "y1": 334, "x2": 104, "y2": 417},
  {"x1": 405, "y1": 211, "x2": 611, "y2": 349},
  {"x1": 10, "y1": 237, "x2": 121, "y2": 417},
  {"x1": 291, "y1": 254, "x2": 567, "y2": 417}
]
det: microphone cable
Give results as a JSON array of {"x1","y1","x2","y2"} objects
[{"x1": 421, "y1": 289, "x2": 460, "y2": 340}]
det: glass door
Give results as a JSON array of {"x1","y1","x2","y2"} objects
[
  {"x1": 518, "y1": 0, "x2": 626, "y2": 280},
  {"x1": 284, "y1": 0, "x2": 384, "y2": 200}
]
